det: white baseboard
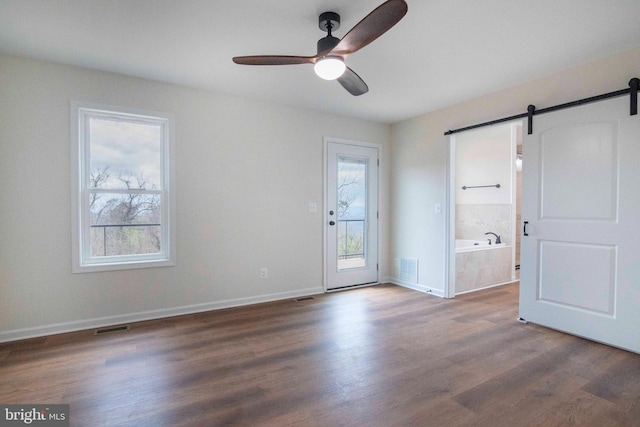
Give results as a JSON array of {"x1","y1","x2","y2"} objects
[
  {"x1": 0, "y1": 286, "x2": 325, "y2": 343},
  {"x1": 390, "y1": 277, "x2": 445, "y2": 298}
]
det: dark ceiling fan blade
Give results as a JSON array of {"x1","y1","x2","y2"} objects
[
  {"x1": 232, "y1": 55, "x2": 316, "y2": 66},
  {"x1": 337, "y1": 67, "x2": 369, "y2": 96},
  {"x1": 330, "y1": 0, "x2": 407, "y2": 56}
]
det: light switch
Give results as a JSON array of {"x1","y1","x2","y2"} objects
[{"x1": 435, "y1": 203, "x2": 442, "y2": 214}]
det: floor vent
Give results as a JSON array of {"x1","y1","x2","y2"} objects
[
  {"x1": 94, "y1": 325, "x2": 130, "y2": 335},
  {"x1": 294, "y1": 296, "x2": 315, "y2": 302}
]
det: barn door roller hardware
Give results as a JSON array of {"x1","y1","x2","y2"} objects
[{"x1": 445, "y1": 78, "x2": 639, "y2": 136}]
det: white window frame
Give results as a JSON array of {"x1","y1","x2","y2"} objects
[{"x1": 71, "y1": 101, "x2": 176, "y2": 273}]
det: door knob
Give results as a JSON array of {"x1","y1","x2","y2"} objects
[{"x1": 329, "y1": 221, "x2": 335, "y2": 226}]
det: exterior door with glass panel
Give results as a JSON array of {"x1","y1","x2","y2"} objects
[
  {"x1": 520, "y1": 95, "x2": 640, "y2": 354},
  {"x1": 326, "y1": 141, "x2": 378, "y2": 290}
]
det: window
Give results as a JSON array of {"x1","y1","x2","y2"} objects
[{"x1": 71, "y1": 102, "x2": 175, "y2": 272}]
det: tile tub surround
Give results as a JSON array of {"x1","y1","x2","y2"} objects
[
  {"x1": 456, "y1": 204, "x2": 512, "y2": 246},
  {"x1": 455, "y1": 244, "x2": 512, "y2": 294}
]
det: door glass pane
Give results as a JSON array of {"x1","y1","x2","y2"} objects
[{"x1": 337, "y1": 157, "x2": 366, "y2": 270}]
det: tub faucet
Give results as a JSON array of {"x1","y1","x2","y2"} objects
[{"x1": 485, "y1": 232, "x2": 501, "y2": 244}]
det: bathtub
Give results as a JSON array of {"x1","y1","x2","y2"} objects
[
  {"x1": 455, "y1": 239, "x2": 512, "y2": 294},
  {"x1": 455, "y1": 239, "x2": 504, "y2": 252}
]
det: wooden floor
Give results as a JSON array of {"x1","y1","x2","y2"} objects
[{"x1": 1, "y1": 283, "x2": 639, "y2": 426}]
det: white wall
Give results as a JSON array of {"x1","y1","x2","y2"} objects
[
  {"x1": 0, "y1": 54, "x2": 391, "y2": 341},
  {"x1": 455, "y1": 125, "x2": 513, "y2": 205},
  {"x1": 390, "y1": 47, "x2": 640, "y2": 296}
]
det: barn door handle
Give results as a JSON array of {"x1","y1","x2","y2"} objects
[{"x1": 523, "y1": 221, "x2": 529, "y2": 236}]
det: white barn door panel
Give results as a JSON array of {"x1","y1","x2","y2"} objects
[{"x1": 520, "y1": 96, "x2": 640, "y2": 354}]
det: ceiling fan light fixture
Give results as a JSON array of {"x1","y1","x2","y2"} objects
[{"x1": 314, "y1": 57, "x2": 346, "y2": 80}]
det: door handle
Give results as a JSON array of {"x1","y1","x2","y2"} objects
[
  {"x1": 523, "y1": 221, "x2": 529, "y2": 236},
  {"x1": 329, "y1": 221, "x2": 335, "y2": 226}
]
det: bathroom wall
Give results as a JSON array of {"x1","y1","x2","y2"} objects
[
  {"x1": 456, "y1": 204, "x2": 512, "y2": 245},
  {"x1": 455, "y1": 124, "x2": 514, "y2": 245}
]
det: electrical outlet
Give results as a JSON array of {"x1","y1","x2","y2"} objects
[
  {"x1": 260, "y1": 268, "x2": 268, "y2": 279},
  {"x1": 308, "y1": 202, "x2": 317, "y2": 213},
  {"x1": 394, "y1": 258, "x2": 400, "y2": 267}
]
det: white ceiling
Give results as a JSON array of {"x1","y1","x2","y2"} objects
[{"x1": 1, "y1": 0, "x2": 639, "y2": 123}]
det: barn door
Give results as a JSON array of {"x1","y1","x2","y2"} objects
[{"x1": 519, "y1": 95, "x2": 640, "y2": 353}]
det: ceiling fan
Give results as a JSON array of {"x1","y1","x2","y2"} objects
[{"x1": 232, "y1": 0, "x2": 408, "y2": 96}]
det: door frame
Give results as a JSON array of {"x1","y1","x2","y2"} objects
[
  {"x1": 445, "y1": 135, "x2": 456, "y2": 298},
  {"x1": 323, "y1": 137, "x2": 381, "y2": 292}
]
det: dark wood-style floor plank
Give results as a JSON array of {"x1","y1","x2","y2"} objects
[{"x1": 1, "y1": 282, "x2": 639, "y2": 426}]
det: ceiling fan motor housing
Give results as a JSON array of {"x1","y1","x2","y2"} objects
[
  {"x1": 318, "y1": 11, "x2": 340, "y2": 32},
  {"x1": 317, "y1": 35, "x2": 340, "y2": 54}
]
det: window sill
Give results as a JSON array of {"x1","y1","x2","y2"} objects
[{"x1": 72, "y1": 258, "x2": 175, "y2": 274}]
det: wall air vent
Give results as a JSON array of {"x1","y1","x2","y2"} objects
[
  {"x1": 294, "y1": 296, "x2": 316, "y2": 302},
  {"x1": 400, "y1": 257, "x2": 419, "y2": 284}
]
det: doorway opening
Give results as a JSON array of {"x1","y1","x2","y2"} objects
[{"x1": 446, "y1": 122, "x2": 522, "y2": 297}]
